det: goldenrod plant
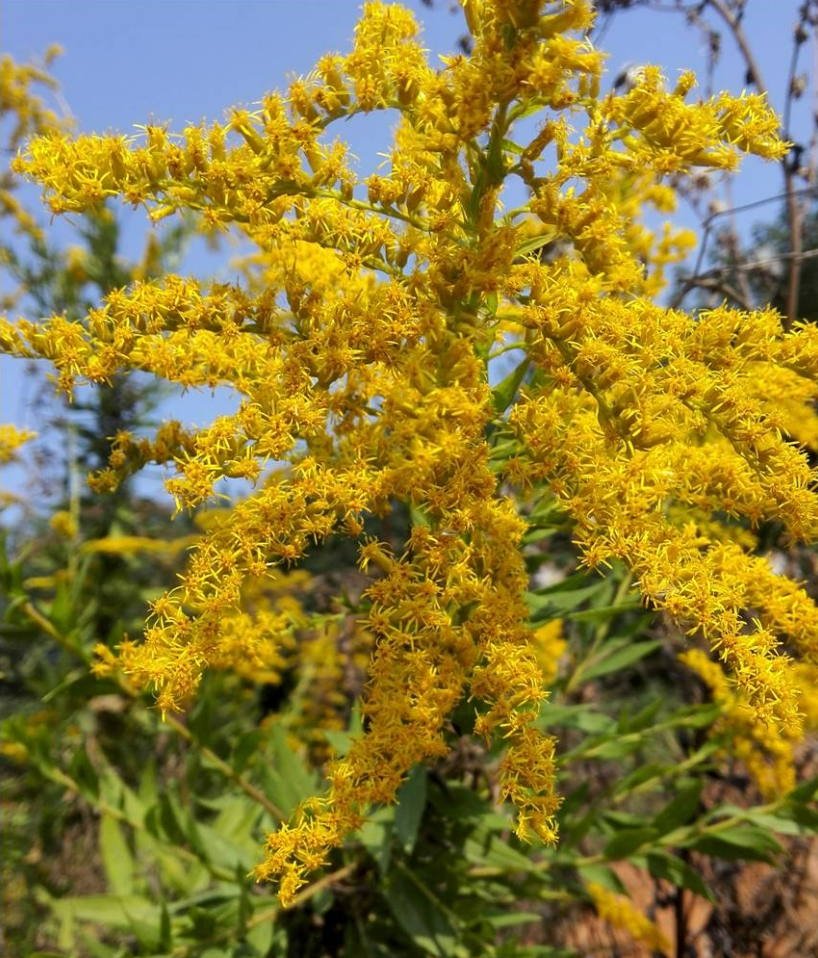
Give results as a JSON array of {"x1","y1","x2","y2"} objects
[{"x1": 3, "y1": 2, "x2": 818, "y2": 956}]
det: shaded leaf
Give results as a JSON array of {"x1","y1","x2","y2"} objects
[
  {"x1": 395, "y1": 765, "x2": 427, "y2": 854},
  {"x1": 100, "y1": 813, "x2": 134, "y2": 896},
  {"x1": 647, "y1": 852, "x2": 714, "y2": 903},
  {"x1": 385, "y1": 867, "x2": 460, "y2": 958},
  {"x1": 687, "y1": 825, "x2": 784, "y2": 862},
  {"x1": 604, "y1": 827, "x2": 661, "y2": 860},
  {"x1": 492, "y1": 356, "x2": 530, "y2": 415},
  {"x1": 653, "y1": 781, "x2": 703, "y2": 835},
  {"x1": 578, "y1": 640, "x2": 662, "y2": 683}
]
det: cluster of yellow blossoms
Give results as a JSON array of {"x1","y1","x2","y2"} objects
[
  {"x1": 2, "y1": 0, "x2": 817, "y2": 905},
  {"x1": 0, "y1": 423, "x2": 37, "y2": 465},
  {"x1": 587, "y1": 881, "x2": 670, "y2": 954},
  {"x1": 0, "y1": 46, "x2": 69, "y2": 308},
  {"x1": 682, "y1": 648, "x2": 818, "y2": 800}
]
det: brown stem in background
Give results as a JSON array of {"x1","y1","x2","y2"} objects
[{"x1": 705, "y1": 0, "x2": 808, "y2": 328}]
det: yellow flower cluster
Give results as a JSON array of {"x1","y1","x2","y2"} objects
[
  {"x1": 0, "y1": 47, "x2": 70, "y2": 304},
  {"x1": 48, "y1": 509, "x2": 78, "y2": 539},
  {"x1": 0, "y1": 424, "x2": 37, "y2": 464},
  {"x1": 532, "y1": 619, "x2": 568, "y2": 686},
  {"x1": 587, "y1": 880, "x2": 670, "y2": 953},
  {"x1": 3, "y1": 0, "x2": 817, "y2": 905},
  {"x1": 0, "y1": 424, "x2": 37, "y2": 511},
  {"x1": 681, "y1": 648, "x2": 818, "y2": 800},
  {"x1": 277, "y1": 616, "x2": 374, "y2": 757},
  {"x1": 510, "y1": 295, "x2": 818, "y2": 731}
]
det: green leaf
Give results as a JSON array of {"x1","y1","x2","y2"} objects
[
  {"x1": 232, "y1": 729, "x2": 266, "y2": 774},
  {"x1": 99, "y1": 766, "x2": 145, "y2": 825},
  {"x1": 620, "y1": 697, "x2": 663, "y2": 733},
  {"x1": 537, "y1": 703, "x2": 615, "y2": 735},
  {"x1": 467, "y1": 167, "x2": 487, "y2": 225},
  {"x1": 394, "y1": 765, "x2": 427, "y2": 854},
  {"x1": 491, "y1": 356, "x2": 530, "y2": 414},
  {"x1": 464, "y1": 817, "x2": 533, "y2": 872},
  {"x1": 501, "y1": 138, "x2": 526, "y2": 156},
  {"x1": 152, "y1": 791, "x2": 187, "y2": 846},
  {"x1": 76, "y1": 934, "x2": 125, "y2": 958},
  {"x1": 410, "y1": 502, "x2": 432, "y2": 529},
  {"x1": 193, "y1": 821, "x2": 257, "y2": 872},
  {"x1": 646, "y1": 852, "x2": 714, "y2": 903},
  {"x1": 246, "y1": 911, "x2": 276, "y2": 956},
  {"x1": 604, "y1": 827, "x2": 661, "y2": 860},
  {"x1": 515, "y1": 949, "x2": 578, "y2": 958},
  {"x1": 42, "y1": 669, "x2": 102, "y2": 704},
  {"x1": 385, "y1": 867, "x2": 460, "y2": 958},
  {"x1": 604, "y1": 811, "x2": 648, "y2": 828},
  {"x1": 213, "y1": 795, "x2": 262, "y2": 845},
  {"x1": 736, "y1": 809, "x2": 805, "y2": 837},
  {"x1": 257, "y1": 724, "x2": 318, "y2": 815},
  {"x1": 567, "y1": 601, "x2": 644, "y2": 623},
  {"x1": 514, "y1": 230, "x2": 560, "y2": 259},
  {"x1": 652, "y1": 781, "x2": 704, "y2": 835},
  {"x1": 485, "y1": 911, "x2": 542, "y2": 929},
  {"x1": 100, "y1": 813, "x2": 135, "y2": 896},
  {"x1": 47, "y1": 579, "x2": 75, "y2": 634},
  {"x1": 138, "y1": 759, "x2": 159, "y2": 807},
  {"x1": 787, "y1": 774, "x2": 818, "y2": 803},
  {"x1": 485, "y1": 127, "x2": 507, "y2": 184},
  {"x1": 482, "y1": 290, "x2": 499, "y2": 318},
  {"x1": 581, "y1": 734, "x2": 645, "y2": 760},
  {"x1": 613, "y1": 763, "x2": 673, "y2": 797},
  {"x1": 358, "y1": 807, "x2": 394, "y2": 874},
  {"x1": 159, "y1": 901, "x2": 172, "y2": 952},
  {"x1": 686, "y1": 825, "x2": 784, "y2": 862},
  {"x1": 577, "y1": 640, "x2": 662, "y2": 683},
  {"x1": 522, "y1": 527, "x2": 560, "y2": 544},
  {"x1": 529, "y1": 569, "x2": 600, "y2": 595},
  {"x1": 526, "y1": 583, "x2": 605, "y2": 620},
  {"x1": 508, "y1": 96, "x2": 550, "y2": 123},
  {"x1": 613, "y1": 762, "x2": 676, "y2": 798},
  {"x1": 526, "y1": 497, "x2": 561, "y2": 527},
  {"x1": 664, "y1": 702, "x2": 723, "y2": 731},
  {"x1": 68, "y1": 747, "x2": 100, "y2": 800},
  {"x1": 49, "y1": 894, "x2": 159, "y2": 930},
  {"x1": 168, "y1": 886, "x2": 243, "y2": 911},
  {"x1": 786, "y1": 804, "x2": 818, "y2": 831},
  {"x1": 0, "y1": 535, "x2": 25, "y2": 597},
  {"x1": 578, "y1": 863, "x2": 628, "y2": 895}
]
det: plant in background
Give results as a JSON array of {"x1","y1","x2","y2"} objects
[
  {"x1": 1, "y1": 49, "x2": 199, "y2": 954},
  {"x1": 2, "y1": 2, "x2": 818, "y2": 956}
]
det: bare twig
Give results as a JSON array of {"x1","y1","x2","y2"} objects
[
  {"x1": 673, "y1": 188, "x2": 818, "y2": 309},
  {"x1": 671, "y1": 246, "x2": 818, "y2": 309},
  {"x1": 705, "y1": 0, "x2": 809, "y2": 327},
  {"x1": 672, "y1": 274, "x2": 755, "y2": 311}
]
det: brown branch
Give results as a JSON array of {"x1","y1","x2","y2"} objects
[
  {"x1": 705, "y1": 0, "x2": 806, "y2": 328},
  {"x1": 671, "y1": 274, "x2": 755, "y2": 311}
]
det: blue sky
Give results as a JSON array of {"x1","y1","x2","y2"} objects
[{"x1": 1, "y1": 0, "x2": 811, "y2": 505}]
